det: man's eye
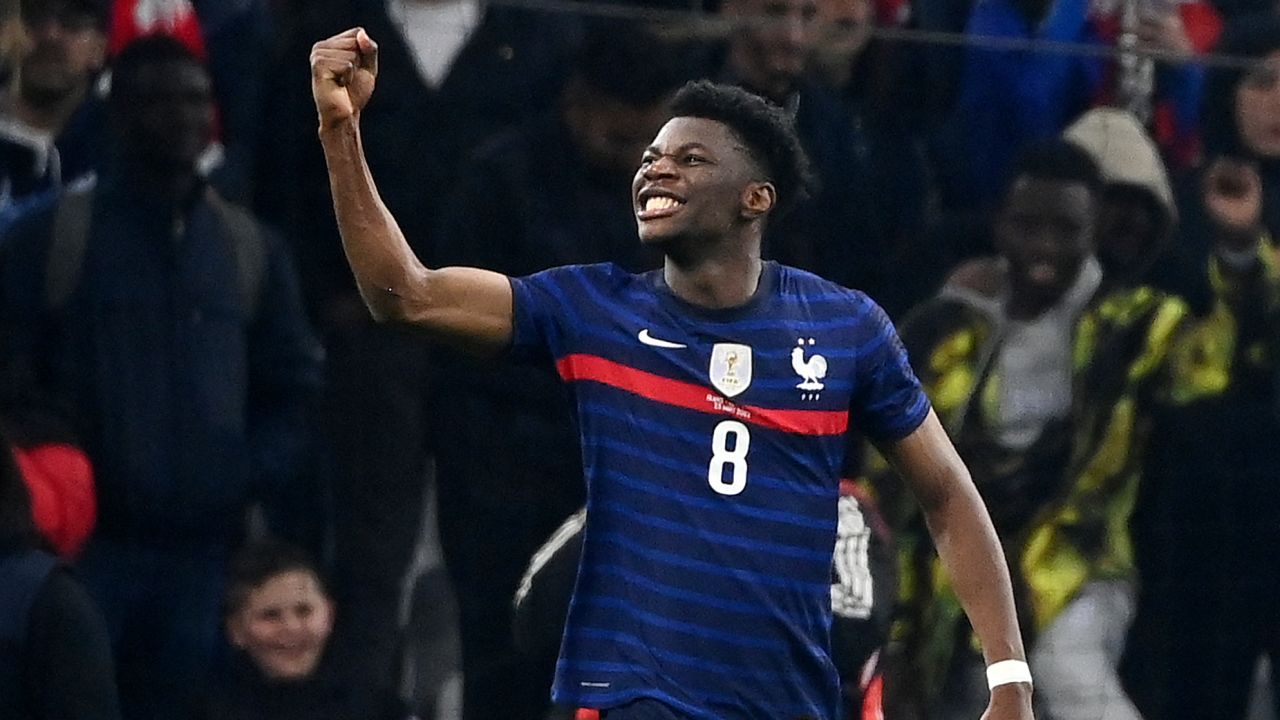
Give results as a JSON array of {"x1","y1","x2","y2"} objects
[{"x1": 684, "y1": 154, "x2": 706, "y2": 164}]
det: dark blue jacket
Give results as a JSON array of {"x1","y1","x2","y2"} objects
[
  {"x1": 0, "y1": 97, "x2": 104, "y2": 211},
  {"x1": 0, "y1": 173, "x2": 324, "y2": 545}
]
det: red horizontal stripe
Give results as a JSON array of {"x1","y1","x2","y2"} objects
[{"x1": 555, "y1": 353, "x2": 848, "y2": 437}]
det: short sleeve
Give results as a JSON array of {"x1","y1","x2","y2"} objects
[
  {"x1": 850, "y1": 299, "x2": 931, "y2": 442},
  {"x1": 508, "y1": 266, "x2": 582, "y2": 364}
]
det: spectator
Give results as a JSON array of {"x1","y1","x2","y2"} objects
[
  {"x1": 933, "y1": 0, "x2": 1214, "y2": 212},
  {"x1": 0, "y1": 0, "x2": 107, "y2": 210},
  {"x1": 194, "y1": 540, "x2": 410, "y2": 720},
  {"x1": 0, "y1": 35, "x2": 323, "y2": 720},
  {"x1": 810, "y1": 0, "x2": 942, "y2": 316},
  {"x1": 1089, "y1": 0, "x2": 1221, "y2": 169},
  {"x1": 1190, "y1": 12, "x2": 1280, "y2": 250},
  {"x1": 875, "y1": 139, "x2": 1186, "y2": 719},
  {"x1": 1063, "y1": 106, "x2": 1180, "y2": 285},
  {"x1": 254, "y1": 0, "x2": 584, "y2": 699},
  {"x1": 0, "y1": 428, "x2": 120, "y2": 720},
  {"x1": 1124, "y1": 14, "x2": 1280, "y2": 719},
  {"x1": 106, "y1": 0, "x2": 276, "y2": 203},
  {"x1": 715, "y1": 0, "x2": 903, "y2": 303}
]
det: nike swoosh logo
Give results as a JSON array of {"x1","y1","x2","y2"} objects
[{"x1": 638, "y1": 329, "x2": 687, "y2": 349}]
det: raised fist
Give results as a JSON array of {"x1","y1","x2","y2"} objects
[
  {"x1": 1203, "y1": 156, "x2": 1264, "y2": 249},
  {"x1": 310, "y1": 28, "x2": 379, "y2": 130}
]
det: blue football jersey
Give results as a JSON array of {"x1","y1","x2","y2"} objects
[{"x1": 509, "y1": 262, "x2": 929, "y2": 720}]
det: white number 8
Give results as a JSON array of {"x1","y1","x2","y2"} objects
[{"x1": 708, "y1": 420, "x2": 750, "y2": 495}]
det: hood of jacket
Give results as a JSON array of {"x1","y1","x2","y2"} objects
[{"x1": 1064, "y1": 107, "x2": 1177, "y2": 225}]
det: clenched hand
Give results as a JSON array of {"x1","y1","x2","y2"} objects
[{"x1": 310, "y1": 27, "x2": 379, "y2": 130}]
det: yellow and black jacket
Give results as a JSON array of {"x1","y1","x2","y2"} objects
[{"x1": 872, "y1": 266, "x2": 1189, "y2": 704}]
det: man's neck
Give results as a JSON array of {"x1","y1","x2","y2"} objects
[
  {"x1": 6, "y1": 81, "x2": 87, "y2": 135},
  {"x1": 662, "y1": 235, "x2": 764, "y2": 309}
]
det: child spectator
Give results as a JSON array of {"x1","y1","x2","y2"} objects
[{"x1": 196, "y1": 540, "x2": 412, "y2": 720}]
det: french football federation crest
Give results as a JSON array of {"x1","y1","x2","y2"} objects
[
  {"x1": 792, "y1": 338, "x2": 827, "y2": 391},
  {"x1": 710, "y1": 343, "x2": 752, "y2": 398},
  {"x1": 793, "y1": 338, "x2": 827, "y2": 400}
]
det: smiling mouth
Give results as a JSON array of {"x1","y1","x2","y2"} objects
[{"x1": 637, "y1": 195, "x2": 686, "y2": 221}]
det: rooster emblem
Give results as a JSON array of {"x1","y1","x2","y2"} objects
[{"x1": 792, "y1": 338, "x2": 827, "y2": 392}]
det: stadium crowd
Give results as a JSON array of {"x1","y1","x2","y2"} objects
[{"x1": 0, "y1": 0, "x2": 1277, "y2": 718}]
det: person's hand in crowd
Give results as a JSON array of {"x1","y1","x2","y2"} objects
[
  {"x1": 1135, "y1": 6, "x2": 1193, "y2": 58},
  {"x1": 310, "y1": 28, "x2": 379, "y2": 130},
  {"x1": 1203, "y1": 156, "x2": 1265, "y2": 250}
]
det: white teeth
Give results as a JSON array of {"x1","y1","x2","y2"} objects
[{"x1": 643, "y1": 196, "x2": 680, "y2": 212}]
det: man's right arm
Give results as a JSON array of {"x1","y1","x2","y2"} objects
[{"x1": 312, "y1": 29, "x2": 513, "y2": 358}]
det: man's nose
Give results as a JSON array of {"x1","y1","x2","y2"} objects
[
  {"x1": 642, "y1": 155, "x2": 678, "y2": 179},
  {"x1": 282, "y1": 612, "x2": 306, "y2": 633},
  {"x1": 784, "y1": 17, "x2": 807, "y2": 44},
  {"x1": 775, "y1": 11, "x2": 814, "y2": 46}
]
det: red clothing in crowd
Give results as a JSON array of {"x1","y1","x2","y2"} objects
[
  {"x1": 107, "y1": 0, "x2": 207, "y2": 58},
  {"x1": 13, "y1": 443, "x2": 95, "y2": 558}
]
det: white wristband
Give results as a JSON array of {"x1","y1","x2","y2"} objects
[{"x1": 986, "y1": 659, "x2": 1033, "y2": 690}]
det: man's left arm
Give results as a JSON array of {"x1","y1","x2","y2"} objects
[
  {"x1": 247, "y1": 229, "x2": 325, "y2": 498},
  {"x1": 877, "y1": 410, "x2": 1034, "y2": 720}
]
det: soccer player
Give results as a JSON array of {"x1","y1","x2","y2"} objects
[{"x1": 310, "y1": 27, "x2": 1034, "y2": 720}]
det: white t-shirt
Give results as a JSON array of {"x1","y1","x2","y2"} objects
[
  {"x1": 385, "y1": 0, "x2": 483, "y2": 89},
  {"x1": 992, "y1": 256, "x2": 1102, "y2": 450}
]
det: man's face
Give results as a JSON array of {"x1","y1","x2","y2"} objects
[
  {"x1": 811, "y1": 0, "x2": 873, "y2": 87},
  {"x1": 226, "y1": 570, "x2": 334, "y2": 681},
  {"x1": 723, "y1": 0, "x2": 820, "y2": 95},
  {"x1": 1236, "y1": 51, "x2": 1280, "y2": 159},
  {"x1": 16, "y1": 0, "x2": 105, "y2": 107},
  {"x1": 566, "y1": 88, "x2": 673, "y2": 178},
  {"x1": 115, "y1": 60, "x2": 215, "y2": 171},
  {"x1": 995, "y1": 176, "x2": 1096, "y2": 306},
  {"x1": 632, "y1": 116, "x2": 767, "y2": 246},
  {"x1": 1096, "y1": 185, "x2": 1162, "y2": 279}
]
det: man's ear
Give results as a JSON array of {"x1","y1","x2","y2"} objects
[{"x1": 742, "y1": 181, "x2": 776, "y2": 220}]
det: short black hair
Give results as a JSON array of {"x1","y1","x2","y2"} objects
[
  {"x1": 1008, "y1": 139, "x2": 1104, "y2": 199},
  {"x1": 223, "y1": 540, "x2": 327, "y2": 618},
  {"x1": 669, "y1": 80, "x2": 814, "y2": 217},
  {"x1": 109, "y1": 34, "x2": 206, "y2": 104}
]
